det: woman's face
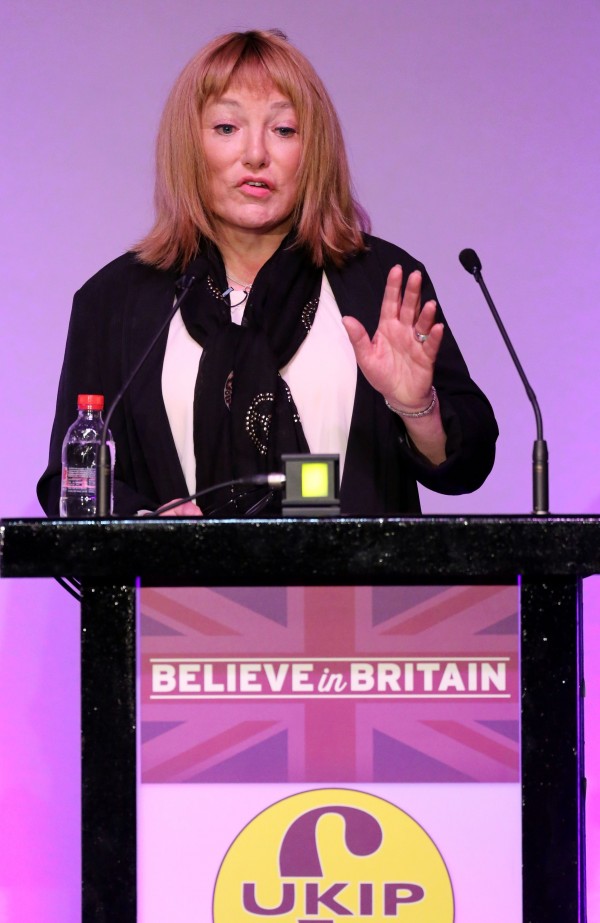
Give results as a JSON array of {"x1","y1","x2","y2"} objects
[{"x1": 201, "y1": 81, "x2": 302, "y2": 244}]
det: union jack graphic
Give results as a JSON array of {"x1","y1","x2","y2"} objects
[{"x1": 140, "y1": 584, "x2": 519, "y2": 784}]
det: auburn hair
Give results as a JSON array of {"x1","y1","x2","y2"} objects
[{"x1": 134, "y1": 30, "x2": 369, "y2": 269}]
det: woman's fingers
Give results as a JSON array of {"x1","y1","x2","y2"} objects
[
  {"x1": 158, "y1": 499, "x2": 203, "y2": 516},
  {"x1": 419, "y1": 322, "x2": 444, "y2": 362},
  {"x1": 342, "y1": 264, "x2": 444, "y2": 404},
  {"x1": 341, "y1": 315, "x2": 371, "y2": 359},
  {"x1": 398, "y1": 269, "x2": 424, "y2": 329},
  {"x1": 412, "y1": 299, "x2": 438, "y2": 338},
  {"x1": 379, "y1": 264, "x2": 404, "y2": 324}
]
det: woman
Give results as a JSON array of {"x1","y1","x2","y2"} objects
[{"x1": 37, "y1": 29, "x2": 498, "y2": 517}]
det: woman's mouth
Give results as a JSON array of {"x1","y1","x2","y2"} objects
[{"x1": 240, "y1": 180, "x2": 272, "y2": 197}]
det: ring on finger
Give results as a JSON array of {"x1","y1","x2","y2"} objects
[{"x1": 414, "y1": 329, "x2": 429, "y2": 343}]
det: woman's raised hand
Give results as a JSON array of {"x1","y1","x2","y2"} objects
[{"x1": 342, "y1": 265, "x2": 443, "y2": 412}]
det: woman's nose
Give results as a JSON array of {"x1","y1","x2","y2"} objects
[{"x1": 242, "y1": 129, "x2": 269, "y2": 169}]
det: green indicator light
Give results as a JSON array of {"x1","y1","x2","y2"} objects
[{"x1": 301, "y1": 462, "x2": 329, "y2": 498}]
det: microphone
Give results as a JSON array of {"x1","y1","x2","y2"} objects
[
  {"x1": 458, "y1": 248, "x2": 549, "y2": 515},
  {"x1": 96, "y1": 264, "x2": 206, "y2": 517}
]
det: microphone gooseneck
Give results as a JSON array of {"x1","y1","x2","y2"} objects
[
  {"x1": 458, "y1": 248, "x2": 549, "y2": 516},
  {"x1": 96, "y1": 268, "x2": 203, "y2": 517},
  {"x1": 142, "y1": 473, "x2": 287, "y2": 518}
]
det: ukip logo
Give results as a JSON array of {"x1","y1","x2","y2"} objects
[{"x1": 213, "y1": 789, "x2": 454, "y2": 921}]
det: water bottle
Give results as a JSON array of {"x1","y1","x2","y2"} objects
[{"x1": 59, "y1": 394, "x2": 115, "y2": 517}]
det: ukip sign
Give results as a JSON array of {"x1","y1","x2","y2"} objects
[{"x1": 214, "y1": 788, "x2": 454, "y2": 921}]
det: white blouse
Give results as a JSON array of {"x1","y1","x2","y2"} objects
[{"x1": 161, "y1": 273, "x2": 357, "y2": 495}]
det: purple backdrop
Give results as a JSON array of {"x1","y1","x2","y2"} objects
[{"x1": 1, "y1": 1, "x2": 599, "y2": 919}]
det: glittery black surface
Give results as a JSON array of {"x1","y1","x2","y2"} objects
[
  {"x1": 1, "y1": 515, "x2": 595, "y2": 922},
  {"x1": 81, "y1": 582, "x2": 136, "y2": 922},
  {"x1": 1, "y1": 515, "x2": 600, "y2": 583},
  {"x1": 521, "y1": 578, "x2": 585, "y2": 923}
]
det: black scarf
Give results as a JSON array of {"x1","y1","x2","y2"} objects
[{"x1": 179, "y1": 233, "x2": 321, "y2": 515}]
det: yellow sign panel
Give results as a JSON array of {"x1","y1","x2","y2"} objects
[{"x1": 214, "y1": 788, "x2": 454, "y2": 921}]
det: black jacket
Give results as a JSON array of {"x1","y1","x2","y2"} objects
[{"x1": 37, "y1": 235, "x2": 498, "y2": 517}]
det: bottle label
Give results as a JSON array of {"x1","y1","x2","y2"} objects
[{"x1": 64, "y1": 467, "x2": 96, "y2": 492}]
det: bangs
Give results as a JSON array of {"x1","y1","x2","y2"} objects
[{"x1": 198, "y1": 33, "x2": 308, "y2": 119}]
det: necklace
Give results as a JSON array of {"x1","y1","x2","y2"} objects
[{"x1": 225, "y1": 269, "x2": 254, "y2": 292}]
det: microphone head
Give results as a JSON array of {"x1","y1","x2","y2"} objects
[
  {"x1": 459, "y1": 248, "x2": 482, "y2": 275},
  {"x1": 176, "y1": 254, "x2": 210, "y2": 292}
]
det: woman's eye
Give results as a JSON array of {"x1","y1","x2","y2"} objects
[
  {"x1": 274, "y1": 126, "x2": 297, "y2": 138},
  {"x1": 215, "y1": 123, "x2": 236, "y2": 135}
]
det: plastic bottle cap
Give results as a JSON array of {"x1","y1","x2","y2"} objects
[{"x1": 77, "y1": 394, "x2": 104, "y2": 411}]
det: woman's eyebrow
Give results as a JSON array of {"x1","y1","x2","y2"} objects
[{"x1": 213, "y1": 97, "x2": 294, "y2": 111}]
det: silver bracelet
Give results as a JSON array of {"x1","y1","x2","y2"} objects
[{"x1": 385, "y1": 386, "x2": 437, "y2": 418}]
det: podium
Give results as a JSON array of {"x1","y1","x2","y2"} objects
[{"x1": 2, "y1": 514, "x2": 599, "y2": 922}]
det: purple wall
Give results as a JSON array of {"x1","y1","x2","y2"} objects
[{"x1": 1, "y1": 1, "x2": 599, "y2": 919}]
